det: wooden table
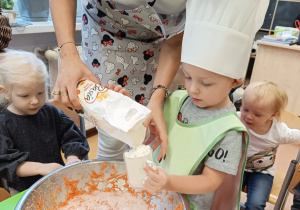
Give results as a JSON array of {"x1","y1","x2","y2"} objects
[{"x1": 250, "y1": 40, "x2": 300, "y2": 116}]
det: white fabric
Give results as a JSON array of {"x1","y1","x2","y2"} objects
[
  {"x1": 182, "y1": 0, "x2": 269, "y2": 79},
  {"x1": 111, "y1": 0, "x2": 186, "y2": 15},
  {"x1": 152, "y1": 0, "x2": 186, "y2": 15},
  {"x1": 110, "y1": 0, "x2": 186, "y2": 35},
  {"x1": 97, "y1": 127, "x2": 129, "y2": 160},
  {"x1": 238, "y1": 112, "x2": 300, "y2": 176}
]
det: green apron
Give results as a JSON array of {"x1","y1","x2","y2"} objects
[{"x1": 154, "y1": 90, "x2": 249, "y2": 210}]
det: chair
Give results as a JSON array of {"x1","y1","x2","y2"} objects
[
  {"x1": 0, "y1": 187, "x2": 10, "y2": 202},
  {"x1": 268, "y1": 170, "x2": 287, "y2": 204},
  {"x1": 273, "y1": 110, "x2": 300, "y2": 210},
  {"x1": 273, "y1": 151, "x2": 300, "y2": 210},
  {"x1": 0, "y1": 179, "x2": 9, "y2": 201},
  {"x1": 48, "y1": 100, "x2": 86, "y2": 136}
]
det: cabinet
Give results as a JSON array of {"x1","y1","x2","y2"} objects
[{"x1": 247, "y1": 0, "x2": 300, "y2": 115}]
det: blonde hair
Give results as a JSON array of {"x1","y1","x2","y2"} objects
[
  {"x1": 0, "y1": 49, "x2": 48, "y2": 106},
  {"x1": 242, "y1": 80, "x2": 288, "y2": 121}
]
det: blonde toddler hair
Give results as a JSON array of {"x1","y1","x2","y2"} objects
[
  {"x1": 242, "y1": 80, "x2": 288, "y2": 121},
  {"x1": 0, "y1": 49, "x2": 48, "y2": 106}
]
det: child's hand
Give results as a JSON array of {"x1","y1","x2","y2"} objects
[
  {"x1": 66, "y1": 155, "x2": 81, "y2": 165},
  {"x1": 103, "y1": 84, "x2": 132, "y2": 98},
  {"x1": 39, "y1": 163, "x2": 63, "y2": 176},
  {"x1": 143, "y1": 164, "x2": 170, "y2": 194}
]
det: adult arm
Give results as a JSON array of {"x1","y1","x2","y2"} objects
[
  {"x1": 144, "y1": 32, "x2": 183, "y2": 161},
  {"x1": 50, "y1": 0, "x2": 100, "y2": 110}
]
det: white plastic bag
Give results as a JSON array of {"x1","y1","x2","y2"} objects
[{"x1": 77, "y1": 80, "x2": 151, "y2": 148}]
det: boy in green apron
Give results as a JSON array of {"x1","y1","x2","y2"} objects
[
  {"x1": 145, "y1": 66, "x2": 248, "y2": 210},
  {"x1": 142, "y1": 1, "x2": 270, "y2": 209}
]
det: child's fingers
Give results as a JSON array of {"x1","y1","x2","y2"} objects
[
  {"x1": 143, "y1": 176, "x2": 161, "y2": 194},
  {"x1": 143, "y1": 179, "x2": 156, "y2": 194},
  {"x1": 146, "y1": 160, "x2": 159, "y2": 173},
  {"x1": 54, "y1": 164, "x2": 63, "y2": 170},
  {"x1": 143, "y1": 164, "x2": 152, "y2": 173},
  {"x1": 144, "y1": 165, "x2": 161, "y2": 183},
  {"x1": 66, "y1": 159, "x2": 81, "y2": 165}
]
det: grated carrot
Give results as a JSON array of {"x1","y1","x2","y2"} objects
[
  {"x1": 101, "y1": 163, "x2": 108, "y2": 171},
  {"x1": 32, "y1": 164, "x2": 184, "y2": 210},
  {"x1": 175, "y1": 202, "x2": 184, "y2": 210}
]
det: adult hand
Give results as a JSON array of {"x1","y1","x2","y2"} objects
[
  {"x1": 52, "y1": 44, "x2": 100, "y2": 110},
  {"x1": 142, "y1": 33, "x2": 183, "y2": 162},
  {"x1": 103, "y1": 83, "x2": 132, "y2": 98},
  {"x1": 39, "y1": 163, "x2": 63, "y2": 176},
  {"x1": 66, "y1": 155, "x2": 81, "y2": 165},
  {"x1": 143, "y1": 164, "x2": 169, "y2": 194},
  {"x1": 144, "y1": 90, "x2": 168, "y2": 162}
]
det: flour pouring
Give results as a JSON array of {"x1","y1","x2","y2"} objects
[{"x1": 77, "y1": 80, "x2": 151, "y2": 148}]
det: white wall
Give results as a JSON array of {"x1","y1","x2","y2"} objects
[{"x1": 9, "y1": 31, "x2": 82, "y2": 53}]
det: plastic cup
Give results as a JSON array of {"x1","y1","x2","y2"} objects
[{"x1": 123, "y1": 145, "x2": 153, "y2": 190}]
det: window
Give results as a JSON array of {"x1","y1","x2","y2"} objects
[{"x1": 12, "y1": 0, "x2": 82, "y2": 20}]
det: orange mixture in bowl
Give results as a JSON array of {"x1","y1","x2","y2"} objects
[{"x1": 31, "y1": 163, "x2": 184, "y2": 210}]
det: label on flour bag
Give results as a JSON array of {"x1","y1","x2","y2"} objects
[
  {"x1": 77, "y1": 80, "x2": 151, "y2": 148},
  {"x1": 83, "y1": 82, "x2": 107, "y2": 104}
]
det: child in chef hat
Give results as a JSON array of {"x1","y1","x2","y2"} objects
[
  {"x1": 0, "y1": 49, "x2": 89, "y2": 195},
  {"x1": 143, "y1": 0, "x2": 269, "y2": 209}
]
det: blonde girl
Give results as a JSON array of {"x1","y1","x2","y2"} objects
[
  {"x1": 240, "y1": 80, "x2": 300, "y2": 210},
  {"x1": 0, "y1": 50, "x2": 89, "y2": 195}
]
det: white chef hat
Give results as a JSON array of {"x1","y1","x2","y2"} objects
[{"x1": 181, "y1": 0, "x2": 269, "y2": 79}]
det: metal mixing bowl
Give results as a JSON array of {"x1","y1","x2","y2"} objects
[{"x1": 15, "y1": 160, "x2": 185, "y2": 209}]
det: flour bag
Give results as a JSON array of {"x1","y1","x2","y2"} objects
[{"x1": 77, "y1": 80, "x2": 151, "y2": 148}]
